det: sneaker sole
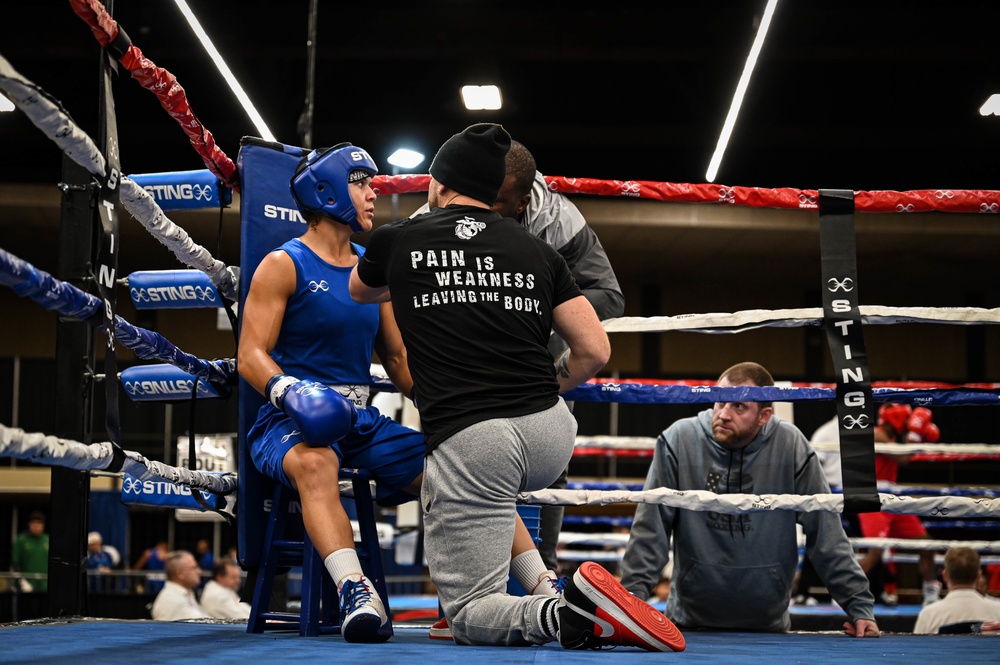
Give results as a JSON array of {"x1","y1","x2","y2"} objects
[
  {"x1": 574, "y1": 562, "x2": 685, "y2": 652},
  {"x1": 342, "y1": 612, "x2": 391, "y2": 643},
  {"x1": 428, "y1": 629, "x2": 454, "y2": 641}
]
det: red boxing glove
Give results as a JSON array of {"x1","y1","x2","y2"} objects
[
  {"x1": 878, "y1": 403, "x2": 912, "y2": 437},
  {"x1": 906, "y1": 407, "x2": 940, "y2": 443}
]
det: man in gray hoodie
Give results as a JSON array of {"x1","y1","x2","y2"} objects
[{"x1": 620, "y1": 361, "x2": 880, "y2": 637}]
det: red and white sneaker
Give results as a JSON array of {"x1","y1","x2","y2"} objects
[
  {"x1": 428, "y1": 617, "x2": 453, "y2": 641},
  {"x1": 558, "y1": 561, "x2": 685, "y2": 652}
]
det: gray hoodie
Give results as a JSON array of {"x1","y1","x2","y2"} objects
[{"x1": 620, "y1": 409, "x2": 875, "y2": 632}]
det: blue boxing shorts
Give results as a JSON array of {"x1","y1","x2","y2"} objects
[{"x1": 248, "y1": 402, "x2": 425, "y2": 506}]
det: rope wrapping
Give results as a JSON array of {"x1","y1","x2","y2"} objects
[
  {"x1": 520, "y1": 487, "x2": 1000, "y2": 519},
  {"x1": 69, "y1": 0, "x2": 239, "y2": 188},
  {"x1": 119, "y1": 178, "x2": 238, "y2": 301},
  {"x1": 0, "y1": 247, "x2": 233, "y2": 386},
  {"x1": 0, "y1": 51, "x2": 238, "y2": 301}
]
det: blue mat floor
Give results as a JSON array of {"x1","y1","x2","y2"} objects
[{"x1": 0, "y1": 616, "x2": 993, "y2": 665}]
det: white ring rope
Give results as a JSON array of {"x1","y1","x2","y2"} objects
[
  {"x1": 520, "y1": 487, "x2": 1000, "y2": 519},
  {"x1": 556, "y1": 532, "x2": 1000, "y2": 554},
  {"x1": 0, "y1": 423, "x2": 237, "y2": 498},
  {"x1": 602, "y1": 305, "x2": 1000, "y2": 334},
  {"x1": 0, "y1": 52, "x2": 238, "y2": 301},
  {"x1": 575, "y1": 435, "x2": 1000, "y2": 456}
]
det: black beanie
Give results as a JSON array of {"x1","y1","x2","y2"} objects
[{"x1": 429, "y1": 123, "x2": 511, "y2": 204}]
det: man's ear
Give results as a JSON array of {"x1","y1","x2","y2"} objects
[
  {"x1": 517, "y1": 193, "x2": 532, "y2": 216},
  {"x1": 758, "y1": 406, "x2": 774, "y2": 426}
]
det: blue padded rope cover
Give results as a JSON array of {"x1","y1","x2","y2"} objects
[{"x1": 237, "y1": 137, "x2": 310, "y2": 566}]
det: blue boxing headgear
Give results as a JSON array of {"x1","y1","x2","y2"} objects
[{"x1": 290, "y1": 143, "x2": 378, "y2": 233}]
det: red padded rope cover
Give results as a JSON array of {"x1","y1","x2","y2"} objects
[
  {"x1": 369, "y1": 175, "x2": 1000, "y2": 215},
  {"x1": 70, "y1": 0, "x2": 239, "y2": 189}
]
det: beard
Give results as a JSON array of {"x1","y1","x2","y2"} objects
[{"x1": 712, "y1": 420, "x2": 755, "y2": 449}]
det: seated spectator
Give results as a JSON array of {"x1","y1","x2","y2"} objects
[
  {"x1": 86, "y1": 532, "x2": 120, "y2": 572},
  {"x1": 913, "y1": 546, "x2": 1000, "y2": 634},
  {"x1": 85, "y1": 531, "x2": 121, "y2": 592},
  {"x1": 150, "y1": 550, "x2": 209, "y2": 621},
  {"x1": 200, "y1": 560, "x2": 251, "y2": 620},
  {"x1": 195, "y1": 538, "x2": 215, "y2": 573}
]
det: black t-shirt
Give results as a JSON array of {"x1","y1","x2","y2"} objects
[{"x1": 357, "y1": 205, "x2": 582, "y2": 450}]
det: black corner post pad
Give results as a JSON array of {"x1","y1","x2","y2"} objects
[
  {"x1": 817, "y1": 188, "x2": 880, "y2": 515},
  {"x1": 818, "y1": 189, "x2": 856, "y2": 216}
]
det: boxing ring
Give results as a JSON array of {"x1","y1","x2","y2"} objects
[{"x1": 2, "y1": 1, "x2": 1000, "y2": 661}]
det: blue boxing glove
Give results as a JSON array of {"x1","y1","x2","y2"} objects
[{"x1": 266, "y1": 374, "x2": 358, "y2": 447}]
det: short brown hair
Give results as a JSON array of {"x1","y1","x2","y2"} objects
[
  {"x1": 718, "y1": 362, "x2": 775, "y2": 409},
  {"x1": 944, "y1": 546, "x2": 980, "y2": 585}
]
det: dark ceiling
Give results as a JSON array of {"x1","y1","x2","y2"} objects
[{"x1": 1, "y1": 1, "x2": 998, "y2": 193}]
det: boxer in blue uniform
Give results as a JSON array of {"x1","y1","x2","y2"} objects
[{"x1": 239, "y1": 143, "x2": 420, "y2": 642}]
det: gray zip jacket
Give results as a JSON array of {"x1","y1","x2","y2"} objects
[{"x1": 620, "y1": 409, "x2": 875, "y2": 631}]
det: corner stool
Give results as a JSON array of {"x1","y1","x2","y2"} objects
[{"x1": 247, "y1": 467, "x2": 392, "y2": 637}]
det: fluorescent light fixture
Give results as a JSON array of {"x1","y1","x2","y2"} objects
[
  {"x1": 980, "y1": 93, "x2": 1000, "y2": 116},
  {"x1": 173, "y1": 0, "x2": 275, "y2": 141},
  {"x1": 387, "y1": 148, "x2": 425, "y2": 170},
  {"x1": 705, "y1": 0, "x2": 779, "y2": 182},
  {"x1": 461, "y1": 85, "x2": 502, "y2": 110},
  {"x1": 0, "y1": 93, "x2": 14, "y2": 112}
]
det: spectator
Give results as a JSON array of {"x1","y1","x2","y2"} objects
[
  {"x1": 913, "y1": 546, "x2": 1000, "y2": 634},
  {"x1": 200, "y1": 559, "x2": 251, "y2": 620},
  {"x1": 11, "y1": 511, "x2": 48, "y2": 593},
  {"x1": 620, "y1": 362, "x2": 879, "y2": 636},
  {"x1": 86, "y1": 531, "x2": 120, "y2": 572},
  {"x1": 195, "y1": 538, "x2": 214, "y2": 574},
  {"x1": 350, "y1": 123, "x2": 684, "y2": 651},
  {"x1": 133, "y1": 540, "x2": 170, "y2": 595},
  {"x1": 150, "y1": 550, "x2": 209, "y2": 621},
  {"x1": 857, "y1": 404, "x2": 942, "y2": 606},
  {"x1": 85, "y1": 531, "x2": 120, "y2": 592}
]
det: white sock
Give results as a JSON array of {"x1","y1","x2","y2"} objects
[
  {"x1": 510, "y1": 550, "x2": 548, "y2": 593},
  {"x1": 325, "y1": 548, "x2": 364, "y2": 590},
  {"x1": 533, "y1": 570, "x2": 561, "y2": 596}
]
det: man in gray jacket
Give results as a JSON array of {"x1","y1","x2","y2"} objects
[{"x1": 620, "y1": 361, "x2": 880, "y2": 636}]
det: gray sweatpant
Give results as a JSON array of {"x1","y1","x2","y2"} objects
[{"x1": 421, "y1": 399, "x2": 577, "y2": 646}]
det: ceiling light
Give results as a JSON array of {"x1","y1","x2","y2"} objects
[
  {"x1": 461, "y1": 85, "x2": 502, "y2": 110},
  {"x1": 173, "y1": 0, "x2": 275, "y2": 141},
  {"x1": 980, "y1": 94, "x2": 1000, "y2": 116},
  {"x1": 0, "y1": 93, "x2": 14, "y2": 113},
  {"x1": 705, "y1": 0, "x2": 779, "y2": 183},
  {"x1": 387, "y1": 149, "x2": 425, "y2": 170}
]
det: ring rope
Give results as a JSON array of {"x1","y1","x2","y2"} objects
[
  {"x1": 0, "y1": 247, "x2": 233, "y2": 386},
  {"x1": 69, "y1": 0, "x2": 239, "y2": 189},
  {"x1": 0, "y1": 423, "x2": 237, "y2": 497},
  {"x1": 0, "y1": 52, "x2": 238, "y2": 301},
  {"x1": 369, "y1": 173, "x2": 1000, "y2": 215},
  {"x1": 576, "y1": 435, "x2": 1000, "y2": 456},
  {"x1": 601, "y1": 306, "x2": 1000, "y2": 334},
  {"x1": 520, "y1": 487, "x2": 1000, "y2": 519}
]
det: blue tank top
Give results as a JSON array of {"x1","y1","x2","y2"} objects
[{"x1": 270, "y1": 238, "x2": 379, "y2": 385}]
